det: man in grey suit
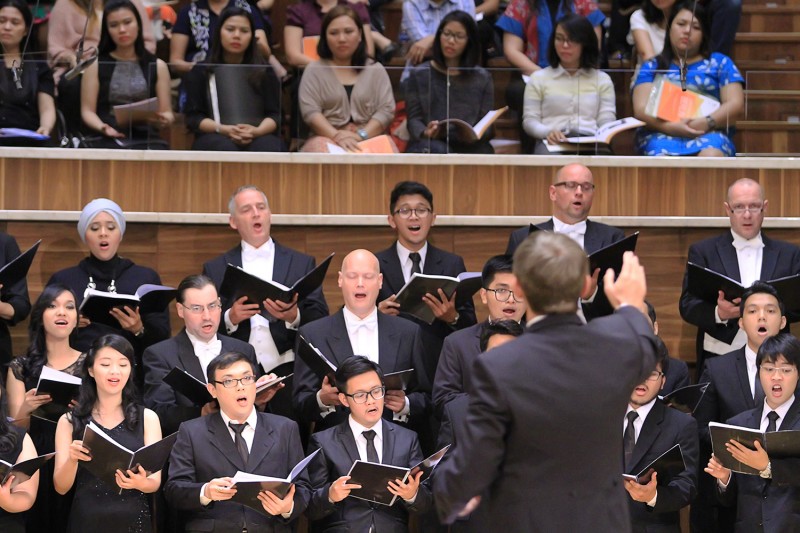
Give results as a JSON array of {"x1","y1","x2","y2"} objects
[{"x1": 434, "y1": 231, "x2": 657, "y2": 531}]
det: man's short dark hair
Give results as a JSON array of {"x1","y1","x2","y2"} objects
[
  {"x1": 482, "y1": 254, "x2": 514, "y2": 287},
  {"x1": 757, "y1": 333, "x2": 800, "y2": 368},
  {"x1": 740, "y1": 280, "x2": 785, "y2": 316},
  {"x1": 389, "y1": 181, "x2": 434, "y2": 213},
  {"x1": 177, "y1": 274, "x2": 217, "y2": 304},
  {"x1": 335, "y1": 356, "x2": 385, "y2": 394},
  {"x1": 654, "y1": 336, "x2": 670, "y2": 376},
  {"x1": 206, "y1": 351, "x2": 257, "y2": 384},
  {"x1": 480, "y1": 319, "x2": 524, "y2": 351}
]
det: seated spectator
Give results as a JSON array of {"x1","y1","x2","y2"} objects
[
  {"x1": 183, "y1": 6, "x2": 283, "y2": 151},
  {"x1": 475, "y1": 0, "x2": 502, "y2": 60},
  {"x1": 627, "y1": 0, "x2": 676, "y2": 68},
  {"x1": 79, "y1": 0, "x2": 173, "y2": 149},
  {"x1": 401, "y1": 0, "x2": 474, "y2": 65},
  {"x1": 632, "y1": 2, "x2": 744, "y2": 157},
  {"x1": 405, "y1": 11, "x2": 494, "y2": 154},
  {"x1": 522, "y1": 14, "x2": 615, "y2": 154},
  {"x1": 0, "y1": 0, "x2": 56, "y2": 146},
  {"x1": 48, "y1": 0, "x2": 155, "y2": 134},
  {"x1": 284, "y1": 0, "x2": 373, "y2": 67},
  {"x1": 298, "y1": 5, "x2": 395, "y2": 152},
  {"x1": 496, "y1": 0, "x2": 603, "y2": 152}
]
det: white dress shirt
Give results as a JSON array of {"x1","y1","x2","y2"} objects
[
  {"x1": 624, "y1": 398, "x2": 658, "y2": 507},
  {"x1": 224, "y1": 239, "x2": 301, "y2": 373},
  {"x1": 396, "y1": 241, "x2": 428, "y2": 283},
  {"x1": 552, "y1": 217, "x2": 587, "y2": 250},
  {"x1": 745, "y1": 345, "x2": 759, "y2": 400},
  {"x1": 185, "y1": 330, "x2": 222, "y2": 382},
  {"x1": 349, "y1": 416, "x2": 384, "y2": 463},
  {"x1": 760, "y1": 395, "x2": 795, "y2": 432}
]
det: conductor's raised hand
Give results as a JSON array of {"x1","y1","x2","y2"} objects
[{"x1": 603, "y1": 252, "x2": 647, "y2": 312}]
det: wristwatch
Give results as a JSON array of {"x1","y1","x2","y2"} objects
[
  {"x1": 357, "y1": 128, "x2": 368, "y2": 140},
  {"x1": 705, "y1": 115, "x2": 717, "y2": 131},
  {"x1": 135, "y1": 327, "x2": 145, "y2": 338},
  {"x1": 759, "y1": 462, "x2": 772, "y2": 479}
]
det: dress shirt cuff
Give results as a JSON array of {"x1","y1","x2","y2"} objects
[
  {"x1": 718, "y1": 475, "x2": 731, "y2": 490},
  {"x1": 403, "y1": 490, "x2": 418, "y2": 504},
  {"x1": 200, "y1": 483, "x2": 212, "y2": 506},
  {"x1": 714, "y1": 306, "x2": 727, "y2": 324},
  {"x1": 281, "y1": 501, "x2": 295, "y2": 519},
  {"x1": 285, "y1": 308, "x2": 301, "y2": 330},
  {"x1": 317, "y1": 390, "x2": 337, "y2": 417},
  {"x1": 393, "y1": 397, "x2": 411, "y2": 422},
  {"x1": 646, "y1": 491, "x2": 657, "y2": 507},
  {"x1": 581, "y1": 285, "x2": 598, "y2": 304},
  {"x1": 224, "y1": 309, "x2": 240, "y2": 334}
]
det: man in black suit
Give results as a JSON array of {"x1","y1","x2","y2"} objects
[
  {"x1": 679, "y1": 178, "x2": 800, "y2": 378},
  {"x1": 165, "y1": 351, "x2": 310, "y2": 533},
  {"x1": 293, "y1": 249, "x2": 431, "y2": 439},
  {"x1": 623, "y1": 347, "x2": 699, "y2": 532},
  {"x1": 505, "y1": 163, "x2": 625, "y2": 319},
  {"x1": 376, "y1": 181, "x2": 477, "y2": 379},
  {"x1": 705, "y1": 333, "x2": 800, "y2": 533},
  {"x1": 143, "y1": 274, "x2": 271, "y2": 436},
  {"x1": 306, "y1": 356, "x2": 431, "y2": 532},
  {"x1": 203, "y1": 185, "x2": 330, "y2": 418},
  {"x1": 692, "y1": 281, "x2": 787, "y2": 532},
  {"x1": 434, "y1": 231, "x2": 657, "y2": 531},
  {"x1": 432, "y1": 254, "x2": 526, "y2": 416}
]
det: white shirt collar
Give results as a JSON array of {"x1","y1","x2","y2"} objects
[
  {"x1": 185, "y1": 329, "x2": 220, "y2": 349},
  {"x1": 762, "y1": 395, "x2": 795, "y2": 429},
  {"x1": 626, "y1": 396, "x2": 658, "y2": 424},
  {"x1": 348, "y1": 415, "x2": 383, "y2": 442},
  {"x1": 552, "y1": 217, "x2": 588, "y2": 235},
  {"x1": 745, "y1": 345, "x2": 758, "y2": 369},
  {"x1": 730, "y1": 229, "x2": 764, "y2": 251},
  {"x1": 343, "y1": 305, "x2": 379, "y2": 327},
  {"x1": 220, "y1": 405, "x2": 258, "y2": 427},
  {"x1": 396, "y1": 241, "x2": 428, "y2": 269}
]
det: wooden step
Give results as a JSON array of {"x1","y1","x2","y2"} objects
[
  {"x1": 744, "y1": 89, "x2": 800, "y2": 120},
  {"x1": 741, "y1": 5, "x2": 800, "y2": 32},
  {"x1": 732, "y1": 32, "x2": 800, "y2": 61},
  {"x1": 743, "y1": 0, "x2": 800, "y2": 6},
  {"x1": 734, "y1": 120, "x2": 800, "y2": 153},
  {"x1": 736, "y1": 62, "x2": 800, "y2": 89}
]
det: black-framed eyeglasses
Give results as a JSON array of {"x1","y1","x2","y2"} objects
[
  {"x1": 180, "y1": 300, "x2": 223, "y2": 314},
  {"x1": 393, "y1": 207, "x2": 431, "y2": 218},
  {"x1": 554, "y1": 181, "x2": 595, "y2": 192},
  {"x1": 484, "y1": 288, "x2": 522, "y2": 303},
  {"x1": 344, "y1": 386, "x2": 386, "y2": 403},
  {"x1": 213, "y1": 375, "x2": 257, "y2": 388},
  {"x1": 645, "y1": 371, "x2": 664, "y2": 382}
]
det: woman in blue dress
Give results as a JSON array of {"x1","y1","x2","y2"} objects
[{"x1": 632, "y1": 1, "x2": 743, "y2": 156}]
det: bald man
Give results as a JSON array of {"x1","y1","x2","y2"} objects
[{"x1": 292, "y1": 250, "x2": 431, "y2": 436}]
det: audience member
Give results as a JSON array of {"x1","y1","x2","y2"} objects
[
  {"x1": 405, "y1": 11, "x2": 495, "y2": 154},
  {"x1": 79, "y1": 0, "x2": 173, "y2": 149},
  {"x1": 401, "y1": 0, "x2": 474, "y2": 65},
  {"x1": 0, "y1": 0, "x2": 56, "y2": 147},
  {"x1": 298, "y1": 5, "x2": 395, "y2": 152},
  {"x1": 522, "y1": 13, "x2": 615, "y2": 154},
  {"x1": 0, "y1": 380, "x2": 38, "y2": 533},
  {"x1": 632, "y1": 2, "x2": 744, "y2": 157},
  {"x1": 53, "y1": 334, "x2": 163, "y2": 531},
  {"x1": 627, "y1": 0, "x2": 675, "y2": 69},
  {"x1": 183, "y1": 6, "x2": 283, "y2": 152},
  {"x1": 706, "y1": 0, "x2": 741, "y2": 56},
  {"x1": 0, "y1": 232, "x2": 30, "y2": 368}
]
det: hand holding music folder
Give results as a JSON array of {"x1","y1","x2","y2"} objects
[
  {"x1": 0, "y1": 239, "x2": 40, "y2": 289},
  {"x1": 79, "y1": 284, "x2": 177, "y2": 328},
  {"x1": 35, "y1": 365, "x2": 81, "y2": 407},
  {"x1": 345, "y1": 460, "x2": 411, "y2": 506},
  {"x1": 229, "y1": 449, "x2": 319, "y2": 514},
  {"x1": 686, "y1": 263, "x2": 800, "y2": 311},
  {"x1": 0, "y1": 452, "x2": 55, "y2": 489},
  {"x1": 709, "y1": 422, "x2": 800, "y2": 475},
  {"x1": 394, "y1": 272, "x2": 482, "y2": 325},
  {"x1": 409, "y1": 444, "x2": 451, "y2": 482},
  {"x1": 81, "y1": 423, "x2": 178, "y2": 493},
  {"x1": 162, "y1": 367, "x2": 213, "y2": 406},
  {"x1": 622, "y1": 444, "x2": 686, "y2": 485},
  {"x1": 383, "y1": 369, "x2": 414, "y2": 392},
  {"x1": 660, "y1": 382, "x2": 709, "y2": 414}
]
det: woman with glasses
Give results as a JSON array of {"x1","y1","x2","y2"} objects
[
  {"x1": 522, "y1": 13, "x2": 615, "y2": 154},
  {"x1": 632, "y1": 2, "x2": 743, "y2": 156},
  {"x1": 46, "y1": 198, "x2": 171, "y2": 387},
  {"x1": 53, "y1": 334, "x2": 163, "y2": 533},
  {"x1": 298, "y1": 5, "x2": 395, "y2": 152},
  {"x1": 405, "y1": 11, "x2": 494, "y2": 154}
]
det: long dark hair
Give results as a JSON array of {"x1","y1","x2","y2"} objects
[
  {"x1": 208, "y1": 6, "x2": 264, "y2": 65},
  {"x1": 656, "y1": 1, "x2": 711, "y2": 70},
  {"x1": 0, "y1": 0, "x2": 32, "y2": 50},
  {"x1": 431, "y1": 10, "x2": 481, "y2": 70},
  {"x1": 317, "y1": 5, "x2": 367, "y2": 67},
  {"x1": 98, "y1": 0, "x2": 147, "y2": 58},
  {"x1": 643, "y1": 0, "x2": 671, "y2": 26},
  {"x1": 0, "y1": 380, "x2": 19, "y2": 454},
  {"x1": 70, "y1": 334, "x2": 139, "y2": 440},
  {"x1": 547, "y1": 13, "x2": 599, "y2": 69},
  {"x1": 21, "y1": 284, "x2": 79, "y2": 383}
]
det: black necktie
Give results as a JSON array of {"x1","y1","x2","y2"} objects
[
  {"x1": 229, "y1": 422, "x2": 250, "y2": 466},
  {"x1": 362, "y1": 430, "x2": 379, "y2": 463},
  {"x1": 766, "y1": 411, "x2": 780, "y2": 433},
  {"x1": 754, "y1": 375, "x2": 765, "y2": 404},
  {"x1": 409, "y1": 252, "x2": 422, "y2": 275},
  {"x1": 623, "y1": 411, "x2": 638, "y2": 470}
]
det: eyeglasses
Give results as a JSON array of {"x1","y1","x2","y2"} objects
[
  {"x1": 554, "y1": 34, "x2": 576, "y2": 46},
  {"x1": 213, "y1": 375, "x2": 257, "y2": 388},
  {"x1": 484, "y1": 288, "x2": 522, "y2": 303},
  {"x1": 441, "y1": 30, "x2": 467, "y2": 42},
  {"x1": 730, "y1": 204, "x2": 764, "y2": 215},
  {"x1": 393, "y1": 207, "x2": 432, "y2": 218},
  {"x1": 180, "y1": 300, "x2": 223, "y2": 314},
  {"x1": 760, "y1": 366, "x2": 796, "y2": 376},
  {"x1": 645, "y1": 371, "x2": 664, "y2": 381},
  {"x1": 344, "y1": 386, "x2": 386, "y2": 403},
  {"x1": 554, "y1": 181, "x2": 595, "y2": 192}
]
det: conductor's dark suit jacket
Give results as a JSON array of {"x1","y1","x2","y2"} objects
[{"x1": 434, "y1": 307, "x2": 657, "y2": 532}]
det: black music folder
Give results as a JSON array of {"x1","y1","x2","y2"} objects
[
  {"x1": 686, "y1": 263, "x2": 800, "y2": 311},
  {"x1": 409, "y1": 444, "x2": 451, "y2": 482},
  {"x1": 0, "y1": 452, "x2": 55, "y2": 489},
  {"x1": 623, "y1": 443, "x2": 686, "y2": 485},
  {"x1": 0, "y1": 239, "x2": 40, "y2": 288},
  {"x1": 296, "y1": 335, "x2": 337, "y2": 385},
  {"x1": 709, "y1": 422, "x2": 800, "y2": 475},
  {"x1": 383, "y1": 369, "x2": 414, "y2": 391},
  {"x1": 346, "y1": 460, "x2": 410, "y2": 506},
  {"x1": 588, "y1": 232, "x2": 639, "y2": 275},
  {"x1": 79, "y1": 284, "x2": 176, "y2": 327},
  {"x1": 35, "y1": 366, "x2": 81, "y2": 407},
  {"x1": 162, "y1": 367, "x2": 213, "y2": 406},
  {"x1": 394, "y1": 272, "x2": 482, "y2": 325},
  {"x1": 660, "y1": 382, "x2": 709, "y2": 414}
]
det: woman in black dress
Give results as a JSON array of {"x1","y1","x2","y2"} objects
[
  {"x1": 53, "y1": 334, "x2": 162, "y2": 532},
  {"x1": 0, "y1": 232, "x2": 31, "y2": 369}
]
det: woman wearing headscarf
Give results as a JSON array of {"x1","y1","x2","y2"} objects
[{"x1": 46, "y1": 198, "x2": 170, "y2": 387}]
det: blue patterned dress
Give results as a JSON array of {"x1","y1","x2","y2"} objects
[{"x1": 633, "y1": 52, "x2": 744, "y2": 156}]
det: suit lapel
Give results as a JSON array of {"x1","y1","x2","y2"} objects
[
  {"x1": 760, "y1": 234, "x2": 779, "y2": 281},
  {"x1": 379, "y1": 245, "x2": 407, "y2": 295},
  {"x1": 423, "y1": 245, "x2": 444, "y2": 275},
  {"x1": 583, "y1": 220, "x2": 600, "y2": 254},
  {"x1": 381, "y1": 422, "x2": 396, "y2": 465},
  {"x1": 629, "y1": 401, "x2": 665, "y2": 473},
  {"x1": 538, "y1": 218, "x2": 555, "y2": 232},
  {"x1": 335, "y1": 423, "x2": 361, "y2": 466},
  {"x1": 225, "y1": 245, "x2": 243, "y2": 268},
  {"x1": 206, "y1": 413, "x2": 246, "y2": 471},
  {"x1": 779, "y1": 398, "x2": 800, "y2": 430},
  {"x1": 327, "y1": 311, "x2": 356, "y2": 364},
  {"x1": 377, "y1": 313, "x2": 400, "y2": 373},
  {"x1": 272, "y1": 241, "x2": 291, "y2": 285},
  {"x1": 175, "y1": 330, "x2": 206, "y2": 382},
  {"x1": 246, "y1": 414, "x2": 276, "y2": 472},
  {"x1": 735, "y1": 349, "x2": 756, "y2": 409},
  {"x1": 716, "y1": 234, "x2": 741, "y2": 281}
]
